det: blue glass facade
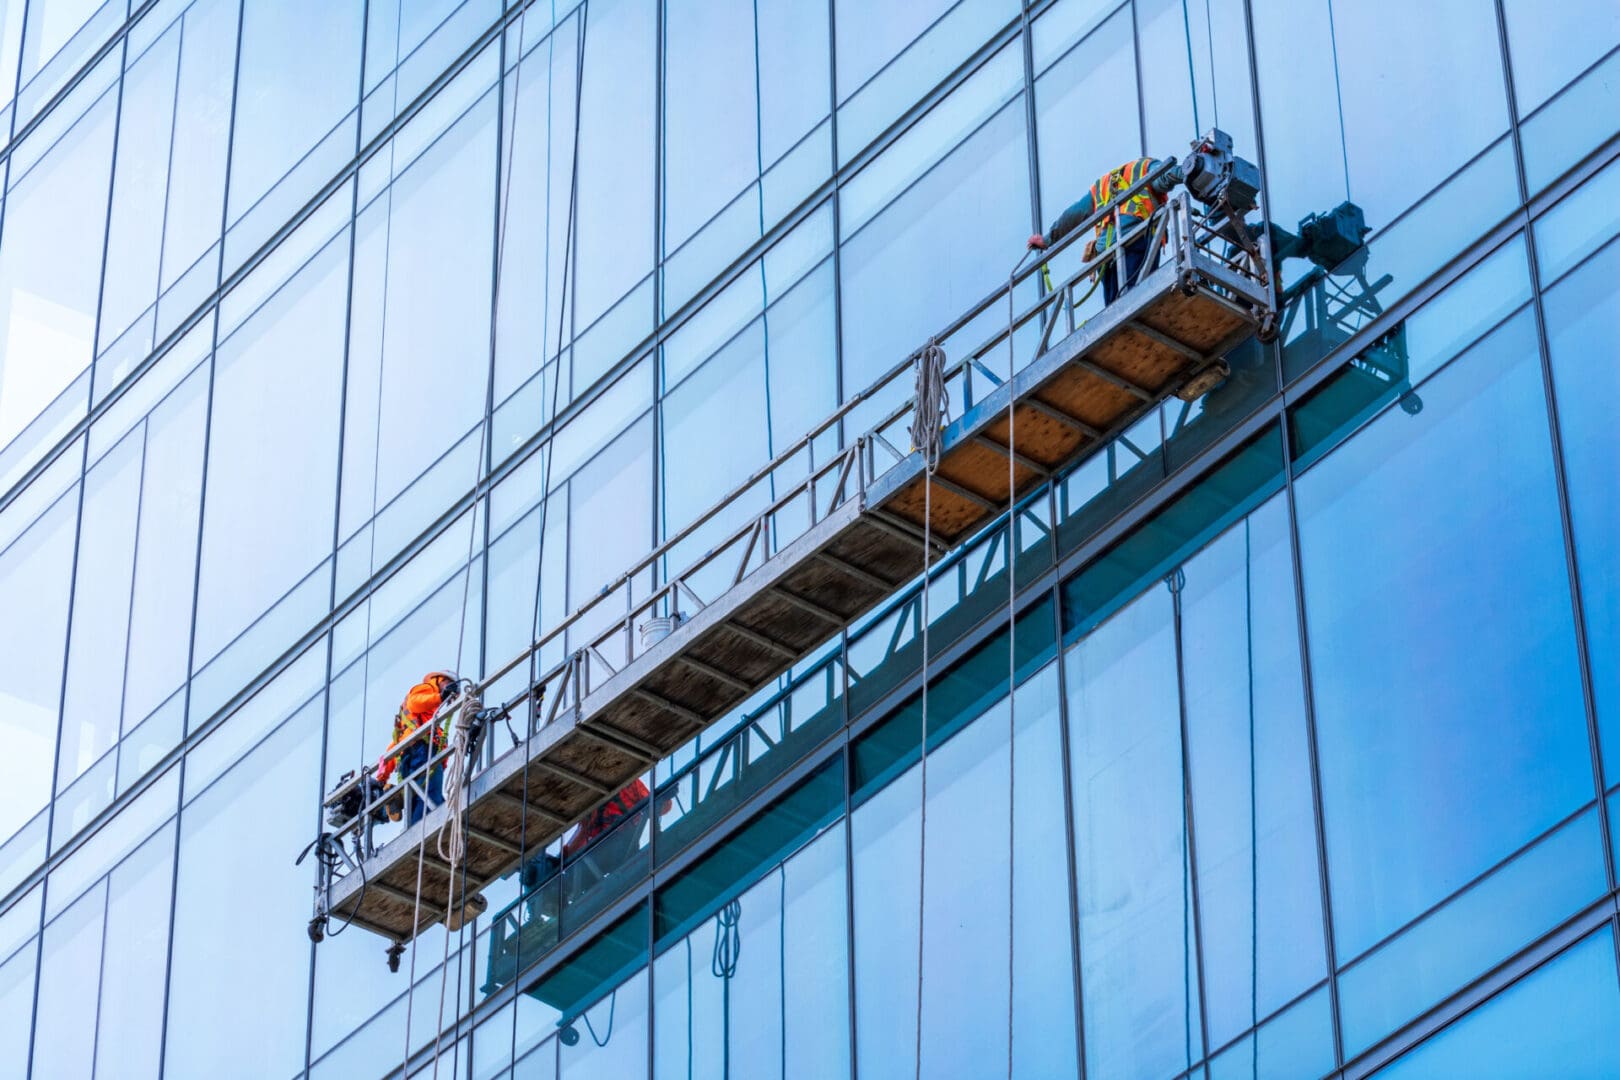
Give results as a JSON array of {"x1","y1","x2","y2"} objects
[{"x1": 1, "y1": 0, "x2": 1618, "y2": 1077}]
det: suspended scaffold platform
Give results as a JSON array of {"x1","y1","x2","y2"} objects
[{"x1": 309, "y1": 155, "x2": 1276, "y2": 949}]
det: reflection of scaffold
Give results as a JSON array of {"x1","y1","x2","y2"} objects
[{"x1": 1281, "y1": 245, "x2": 1422, "y2": 415}]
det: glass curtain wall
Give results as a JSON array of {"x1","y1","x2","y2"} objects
[{"x1": 0, "y1": 0, "x2": 1617, "y2": 1076}]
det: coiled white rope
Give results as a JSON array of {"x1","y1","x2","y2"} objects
[
  {"x1": 436, "y1": 683, "x2": 483, "y2": 870},
  {"x1": 909, "y1": 340, "x2": 949, "y2": 473}
]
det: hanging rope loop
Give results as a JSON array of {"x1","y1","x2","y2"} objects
[
  {"x1": 909, "y1": 339, "x2": 949, "y2": 473},
  {"x1": 711, "y1": 899, "x2": 742, "y2": 979},
  {"x1": 436, "y1": 681, "x2": 484, "y2": 870}
]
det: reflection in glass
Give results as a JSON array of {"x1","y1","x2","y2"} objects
[
  {"x1": 165, "y1": 707, "x2": 319, "y2": 1079},
  {"x1": 1181, "y1": 497, "x2": 1325, "y2": 1049},
  {"x1": 653, "y1": 826, "x2": 848, "y2": 1079},
  {"x1": 1066, "y1": 587, "x2": 1202, "y2": 1079},
  {"x1": 1296, "y1": 310, "x2": 1589, "y2": 961},
  {"x1": 1542, "y1": 239, "x2": 1620, "y2": 781},
  {"x1": 1372, "y1": 928, "x2": 1620, "y2": 1078},
  {"x1": 0, "y1": 494, "x2": 75, "y2": 847},
  {"x1": 0, "y1": 90, "x2": 115, "y2": 450}
]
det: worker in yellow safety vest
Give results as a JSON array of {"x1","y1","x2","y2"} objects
[{"x1": 1028, "y1": 157, "x2": 1184, "y2": 304}]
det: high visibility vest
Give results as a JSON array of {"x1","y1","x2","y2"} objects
[
  {"x1": 566, "y1": 780, "x2": 653, "y2": 855},
  {"x1": 1091, "y1": 158, "x2": 1164, "y2": 249},
  {"x1": 376, "y1": 679, "x2": 448, "y2": 783}
]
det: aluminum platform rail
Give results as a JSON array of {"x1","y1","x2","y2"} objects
[{"x1": 310, "y1": 178, "x2": 1274, "y2": 946}]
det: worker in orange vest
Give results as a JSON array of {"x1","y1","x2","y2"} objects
[
  {"x1": 1028, "y1": 156, "x2": 1184, "y2": 304},
  {"x1": 520, "y1": 778, "x2": 669, "y2": 924},
  {"x1": 563, "y1": 779, "x2": 655, "y2": 860},
  {"x1": 376, "y1": 671, "x2": 459, "y2": 825}
]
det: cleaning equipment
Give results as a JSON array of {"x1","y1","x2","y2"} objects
[{"x1": 306, "y1": 133, "x2": 1277, "y2": 973}]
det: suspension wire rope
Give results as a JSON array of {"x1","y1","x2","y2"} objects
[
  {"x1": 747, "y1": 0, "x2": 781, "y2": 578},
  {"x1": 1322, "y1": 0, "x2": 1353, "y2": 200},
  {"x1": 1171, "y1": 567, "x2": 1194, "y2": 1074},
  {"x1": 387, "y1": 0, "x2": 586, "y2": 1072},
  {"x1": 1180, "y1": 0, "x2": 1201, "y2": 135},
  {"x1": 520, "y1": 0, "x2": 589, "y2": 976},
  {"x1": 374, "y1": 0, "x2": 447, "y2": 1066},
  {"x1": 312, "y1": 0, "x2": 413, "y2": 953},
  {"x1": 909, "y1": 335, "x2": 946, "y2": 1080},
  {"x1": 1245, "y1": 518, "x2": 1258, "y2": 1080},
  {"x1": 779, "y1": 863, "x2": 787, "y2": 1079},
  {"x1": 1005, "y1": 251, "x2": 1031, "y2": 1079},
  {"x1": 1203, "y1": 0, "x2": 1219, "y2": 127},
  {"x1": 509, "y1": 0, "x2": 561, "y2": 1073}
]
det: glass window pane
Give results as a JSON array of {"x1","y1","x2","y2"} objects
[
  {"x1": 165, "y1": 704, "x2": 318, "y2": 1079},
  {"x1": 1252, "y1": 0, "x2": 1509, "y2": 231},
  {"x1": 1010, "y1": 663, "x2": 1080, "y2": 1079},
  {"x1": 59, "y1": 430, "x2": 143, "y2": 790},
  {"x1": 1372, "y1": 928, "x2": 1620, "y2": 1078},
  {"x1": 835, "y1": 0, "x2": 1015, "y2": 164},
  {"x1": 1543, "y1": 237, "x2": 1620, "y2": 781},
  {"x1": 1295, "y1": 309, "x2": 1590, "y2": 961},
  {"x1": 1501, "y1": 0, "x2": 1620, "y2": 115},
  {"x1": 569, "y1": 415, "x2": 651, "y2": 609},
  {"x1": 1066, "y1": 587, "x2": 1203, "y2": 1079},
  {"x1": 493, "y1": 13, "x2": 580, "y2": 405},
  {"x1": 1534, "y1": 155, "x2": 1620, "y2": 287},
  {"x1": 99, "y1": 22, "x2": 182, "y2": 355},
  {"x1": 1182, "y1": 496, "x2": 1326, "y2": 1049},
  {"x1": 574, "y1": 0, "x2": 655, "y2": 332},
  {"x1": 839, "y1": 78, "x2": 1028, "y2": 397},
  {"x1": 228, "y1": 0, "x2": 363, "y2": 220},
  {"x1": 1034, "y1": 7, "x2": 1140, "y2": 234},
  {"x1": 0, "y1": 1, "x2": 23, "y2": 115},
  {"x1": 852, "y1": 762, "x2": 921, "y2": 1078},
  {"x1": 1206, "y1": 985, "x2": 1334, "y2": 1080},
  {"x1": 19, "y1": 0, "x2": 104, "y2": 83},
  {"x1": 194, "y1": 233, "x2": 348, "y2": 667},
  {"x1": 31, "y1": 879, "x2": 106, "y2": 1080},
  {"x1": 663, "y1": 0, "x2": 760, "y2": 252},
  {"x1": 1520, "y1": 48, "x2": 1620, "y2": 197},
  {"x1": 122, "y1": 365, "x2": 209, "y2": 730},
  {"x1": 0, "y1": 492, "x2": 76, "y2": 847},
  {"x1": 0, "y1": 942, "x2": 36, "y2": 1078},
  {"x1": 92, "y1": 824, "x2": 176, "y2": 1080},
  {"x1": 558, "y1": 969, "x2": 649, "y2": 1080},
  {"x1": 1135, "y1": 0, "x2": 1256, "y2": 159},
  {"x1": 917, "y1": 694, "x2": 1011, "y2": 1079},
  {"x1": 653, "y1": 825, "x2": 849, "y2": 1079},
  {"x1": 343, "y1": 95, "x2": 497, "y2": 528},
  {"x1": 1338, "y1": 807, "x2": 1607, "y2": 1057},
  {"x1": 0, "y1": 91, "x2": 116, "y2": 449},
  {"x1": 157, "y1": 0, "x2": 239, "y2": 321}
]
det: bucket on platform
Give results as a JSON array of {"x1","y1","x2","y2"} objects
[{"x1": 639, "y1": 611, "x2": 687, "y2": 650}]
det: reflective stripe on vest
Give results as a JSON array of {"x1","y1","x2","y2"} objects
[{"x1": 1092, "y1": 158, "x2": 1163, "y2": 247}]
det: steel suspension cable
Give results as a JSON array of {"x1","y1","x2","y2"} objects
[
  {"x1": 1246, "y1": 518, "x2": 1258, "y2": 1080},
  {"x1": 909, "y1": 336, "x2": 945, "y2": 1080},
  {"x1": 1005, "y1": 250, "x2": 1032, "y2": 1078}
]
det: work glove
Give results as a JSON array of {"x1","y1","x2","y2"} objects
[{"x1": 1026, "y1": 233, "x2": 1048, "y2": 251}]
